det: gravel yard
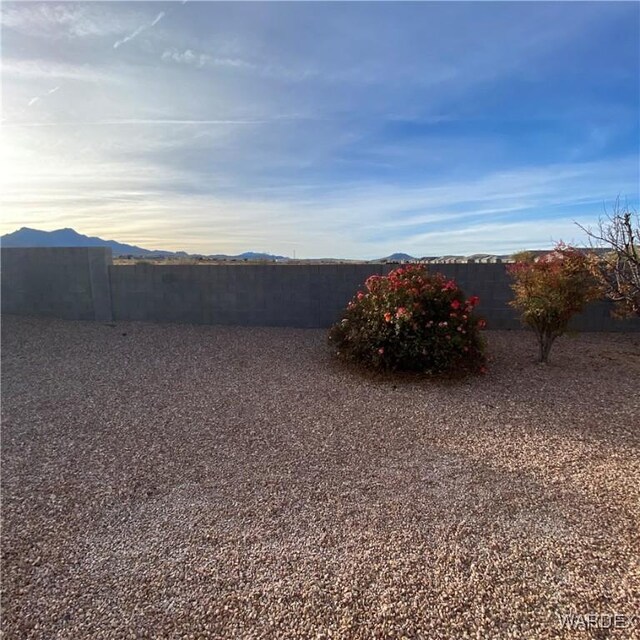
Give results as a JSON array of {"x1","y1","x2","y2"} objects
[{"x1": 1, "y1": 315, "x2": 639, "y2": 639}]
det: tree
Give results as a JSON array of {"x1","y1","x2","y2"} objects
[
  {"x1": 576, "y1": 197, "x2": 640, "y2": 318},
  {"x1": 507, "y1": 245, "x2": 600, "y2": 364}
]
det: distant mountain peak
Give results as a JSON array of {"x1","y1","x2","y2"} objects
[
  {"x1": 1, "y1": 227, "x2": 155, "y2": 256},
  {"x1": 380, "y1": 252, "x2": 416, "y2": 262}
]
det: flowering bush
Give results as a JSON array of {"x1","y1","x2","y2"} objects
[
  {"x1": 507, "y1": 244, "x2": 601, "y2": 363},
  {"x1": 328, "y1": 265, "x2": 487, "y2": 375}
]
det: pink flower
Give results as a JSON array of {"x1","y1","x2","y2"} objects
[
  {"x1": 378, "y1": 347, "x2": 384, "y2": 355},
  {"x1": 357, "y1": 292, "x2": 364, "y2": 300},
  {"x1": 384, "y1": 312, "x2": 392, "y2": 323},
  {"x1": 450, "y1": 299, "x2": 461, "y2": 310},
  {"x1": 395, "y1": 306, "x2": 410, "y2": 319},
  {"x1": 442, "y1": 280, "x2": 457, "y2": 292}
]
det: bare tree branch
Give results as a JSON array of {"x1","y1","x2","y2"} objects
[{"x1": 576, "y1": 197, "x2": 640, "y2": 318}]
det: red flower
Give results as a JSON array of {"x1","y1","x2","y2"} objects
[
  {"x1": 451, "y1": 299, "x2": 461, "y2": 310},
  {"x1": 467, "y1": 295, "x2": 480, "y2": 307},
  {"x1": 442, "y1": 280, "x2": 457, "y2": 292},
  {"x1": 477, "y1": 319, "x2": 486, "y2": 329},
  {"x1": 384, "y1": 312, "x2": 392, "y2": 323},
  {"x1": 357, "y1": 292, "x2": 364, "y2": 300}
]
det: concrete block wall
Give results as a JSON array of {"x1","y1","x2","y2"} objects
[
  {"x1": 1, "y1": 247, "x2": 113, "y2": 322},
  {"x1": 109, "y1": 263, "x2": 392, "y2": 328},
  {"x1": 107, "y1": 261, "x2": 640, "y2": 330},
  {"x1": 2, "y1": 248, "x2": 639, "y2": 331}
]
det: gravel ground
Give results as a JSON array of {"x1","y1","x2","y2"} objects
[{"x1": 1, "y1": 315, "x2": 639, "y2": 639}]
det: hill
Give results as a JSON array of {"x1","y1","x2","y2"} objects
[
  {"x1": 0, "y1": 227, "x2": 287, "y2": 260},
  {"x1": 0, "y1": 227, "x2": 171, "y2": 257},
  {"x1": 377, "y1": 252, "x2": 416, "y2": 262}
]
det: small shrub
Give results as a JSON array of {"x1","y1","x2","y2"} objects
[
  {"x1": 507, "y1": 243, "x2": 600, "y2": 363},
  {"x1": 328, "y1": 265, "x2": 487, "y2": 376}
]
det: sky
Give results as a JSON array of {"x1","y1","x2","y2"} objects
[{"x1": 1, "y1": 1, "x2": 639, "y2": 259}]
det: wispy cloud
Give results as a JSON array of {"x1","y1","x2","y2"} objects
[
  {"x1": 151, "y1": 12, "x2": 165, "y2": 27},
  {"x1": 2, "y1": 112, "x2": 636, "y2": 257},
  {"x1": 113, "y1": 24, "x2": 146, "y2": 49},
  {"x1": 3, "y1": 117, "x2": 309, "y2": 128},
  {"x1": 25, "y1": 85, "x2": 60, "y2": 108},
  {"x1": 0, "y1": 3, "x2": 143, "y2": 39},
  {"x1": 160, "y1": 46, "x2": 323, "y2": 83},
  {"x1": 1, "y1": 59, "x2": 113, "y2": 83},
  {"x1": 113, "y1": 8, "x2": 168, "y2": 48},
  {"x1": 2, "y1": 2, "x2": 638, "y2": 257},
  {"x1": 161, "y1": 48, "x2": 255, "y2": 70}
]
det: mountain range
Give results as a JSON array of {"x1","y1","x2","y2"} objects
[
  {"x1": 1, "y1": 227, "x2": 424, "y2": 262},
  {"x1": 0, "y1": 227, "x2": 287, "y2": 261}
]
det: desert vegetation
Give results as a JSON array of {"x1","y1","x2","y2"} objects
[
  {"x1": 329, "y1": 266, "x2": 486, "y2": 376},
  {"x1": 507, "y1": 244, "x2": 600, "y2": 363}
]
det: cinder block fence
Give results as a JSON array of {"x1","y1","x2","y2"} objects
[{"x1": 2, "y1": 247, "x2": 639, "y2": 331}]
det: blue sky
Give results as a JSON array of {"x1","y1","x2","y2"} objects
[{"x1": 1, "y1": 1, "x2": 638, "y2": 258}]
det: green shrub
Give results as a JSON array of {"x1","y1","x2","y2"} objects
[{"x1": 328, "y1": 265, "x2": 487, "y2": 375}]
